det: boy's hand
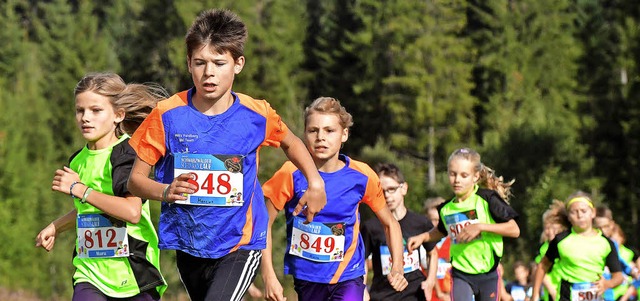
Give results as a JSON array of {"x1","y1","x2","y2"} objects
[
  {"x1": 387, "y1": 269, "x2": 408, "y2": 292},
  {"x1": 407, "y1": 233, "x2": 427, "y2": 253},
  {"x1": 293, "y1": 182, "x2": 326, "y2": 223},
  {"x1": 163, "y1": 173, "x2": 197, "y2": 202},
  {"x1": 263, "y1": 274, "x2": 287, "y2": 301}
]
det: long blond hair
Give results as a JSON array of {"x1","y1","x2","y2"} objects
[
  {"x1": 74, "y1": 72, "x2": 168, "y2": 137},
  {"x1": 448, "y1": 147, "x2": 515, "y2": 202},
  {"x1": 540, "y1": 199, "x2": 569, "y2": 243}
]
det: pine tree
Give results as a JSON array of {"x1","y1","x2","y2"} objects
[
  {"x1": 575, "y1": 0, "x2": 640, "y2": 245},
  {"x1": 468, "y1": 0, "x2": 600, "y2": 257}
]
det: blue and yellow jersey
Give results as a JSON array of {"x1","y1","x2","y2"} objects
[
  {"x1": 263, "y1": 155, "x2": 386, "y2": 284},
  {"x1": 129, "y1": 89, "x2": 289, "y2": 259}
]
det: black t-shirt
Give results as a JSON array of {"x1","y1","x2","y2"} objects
[{"x1": 361, "y1": 211, "x2": 437, "y2": 301}]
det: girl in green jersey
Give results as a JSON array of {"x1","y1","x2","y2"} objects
[
  {"x1": 35, "y1": 73, "x2": 167, "y2": 300},
  {"x1": 531, "y1": 192, "x2": 623, "y2": 301},
  {"x1": 407, "y1": 147, "x2": 520, "y2": 301},
  {"x1": 535, "y1": 200, "x2": 569, "y2": 301}
]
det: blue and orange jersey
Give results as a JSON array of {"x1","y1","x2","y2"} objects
[
  {"x1": 129, "y1": 89, "x2": 289, "y2": 259},
  {"x1": 262, "y1": 155, "x2": 386, "y2": 284}
]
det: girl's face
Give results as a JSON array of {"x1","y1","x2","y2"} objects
[
  {"x1": 543, "y1": 222, "x2": 564, "y2": 241},
  {"x1": 75, "y1": 91, "x2": 123, "y2": 150},
  {"x1": 567, "y1": 201, "x2": 595, "y2": 232},
  {"x1": 304, "y1": 112, "x2": 348, "y2": 165},
  {"x1": 593, "y1": 217, "x2": 614, "y2": 237},
  {"x1": 448, "y1": 157, "x2": 479, "y2": 200}
]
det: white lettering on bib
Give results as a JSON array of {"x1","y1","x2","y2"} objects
[
  {"x1": 173, "y1": 153, "x2": 244, "y2": 206},
  {"x1": 379, "y1": 245, "x2": 421, "y2": 275},
  {"x1": 77, "y1": 214, "x2": 129, "y2": 258},
  {"x1": 443, "y1": 210, "x2": 481, "y2": 244},
  {"x1": 289, "y1": 217, "x2": 345, "y2": 262},
  {"x1": 571, "y1": 282, "x2": 601, "y2": 301}
]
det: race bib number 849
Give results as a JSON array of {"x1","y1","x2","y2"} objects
[{"x1": 289, "y1": 217, "x2": 346, "y2": 262}]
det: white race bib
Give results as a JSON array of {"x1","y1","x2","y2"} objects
[
  {"x1": 379, "y1": 245, "x2": 421, "y2": 275},
  {"x1": 289, "y1": 217, "x2": 345, "y2": 262},
  {"x1": 444, "y1": 210, "x2": 481, "y2": 244},
  {"x1": 173, "y1": 153, "x2": 244, "y2": 206},
  {"x1": 570, "y1": 282, "x2": 601, "y2": 301},
  {"x1": 77, "y1": 214, "x2": 129, "y2": 258}
]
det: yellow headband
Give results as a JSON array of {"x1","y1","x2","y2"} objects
[{"x1": 566, "y1": 197, "x2": 593, "y2": 209}]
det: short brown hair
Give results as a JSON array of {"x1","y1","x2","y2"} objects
[{"x1": 186, "y1": 9, "x2": 247, "y2": 60}]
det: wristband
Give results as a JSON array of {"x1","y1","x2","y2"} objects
[
  {"x1": 69, "y1": 181, "x2": 82, "y2": 198},
  {"x1": 81, "y1": 187, "x2": 93, "y2": 204},
  {"x1": 162, "y1": 184, "x2": 170, "y2": 202}
]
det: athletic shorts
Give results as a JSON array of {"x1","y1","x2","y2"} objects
[
  {"x1": 176, "y1": 249, "x2": 262, "y2": 301},
  {"x1": 293, "y1": 276, "x2": 366, "y2": 301},
  {"x1": 451, "y1": 268, "x2": 500, "y2": 301},
  {"x1": 72, "y1": 282, "x2": 160, "y2": 301}
]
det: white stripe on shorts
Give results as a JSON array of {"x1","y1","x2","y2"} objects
[{"x1": 230, "y1": 249, "x2": 262, "y2": 301}]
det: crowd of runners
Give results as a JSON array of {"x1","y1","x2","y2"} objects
[{"x1": 32, "y1": 7, "x2": 639, "y2": 301}]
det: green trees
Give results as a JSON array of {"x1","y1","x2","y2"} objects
[
  {"x1": 1, "y1": 0, "x2": 640, "y2": 298},
  {"x1": 468, "y1": 0, "x2": 599, "y2": 258}
]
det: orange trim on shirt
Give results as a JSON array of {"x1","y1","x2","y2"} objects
[
  {"x1": 348, "y1": 160, "x2": 386, "y2": 213},
  {"x1": 236, "y1": 93, "x2": 289, "y2": 148},
  {"x1": 231, "y1": 181, "x2": 256, "y2": 252},
  {"x1": 129, "y1": 91, "x2": 188, "y2": 165},
  {"x1": 262, "y1": 161, "x2": 297, "y2": 210},
  {"x1": 330, "y1": 206, "x2": 361, "y2": 284}
]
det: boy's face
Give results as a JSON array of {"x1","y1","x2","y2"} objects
[
  {"x1": 188, "y1": 44, "x2": 244, "y2": 104},
  {"x1": 304, "y1": 112, "x2": 347, "y2": 164},
  {"x1": 379, "y1": 175, "x2": 407, "y2": 212}
]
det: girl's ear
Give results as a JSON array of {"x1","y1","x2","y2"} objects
[
  {"x1": 114, "y1": 108, "x2": 125, "y2": 124},
  {"x1": 473, "y1": 171, "x2": 480, "y2": 183}
]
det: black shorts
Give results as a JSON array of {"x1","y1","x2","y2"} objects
[
  {"x1": 451, "y1": 268, "x2": 500, "y2": 301},
  {"x1": 176, "y1": 249, "x2": 262, "y2": 301}
]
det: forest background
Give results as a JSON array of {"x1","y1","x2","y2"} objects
[{"x1": 1, "y1": 0, "x2": 639, "y2": 300}]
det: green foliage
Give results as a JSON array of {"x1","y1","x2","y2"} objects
[
  {"x1": 574, "y1": 0, "x2": 640, "y2": 244},
  {"x1": 1, "y1": 0, "x2": 640, "y2": 298},
  {"x1": 468, "y1": 0, "x2": 598, "y2": 257}
]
